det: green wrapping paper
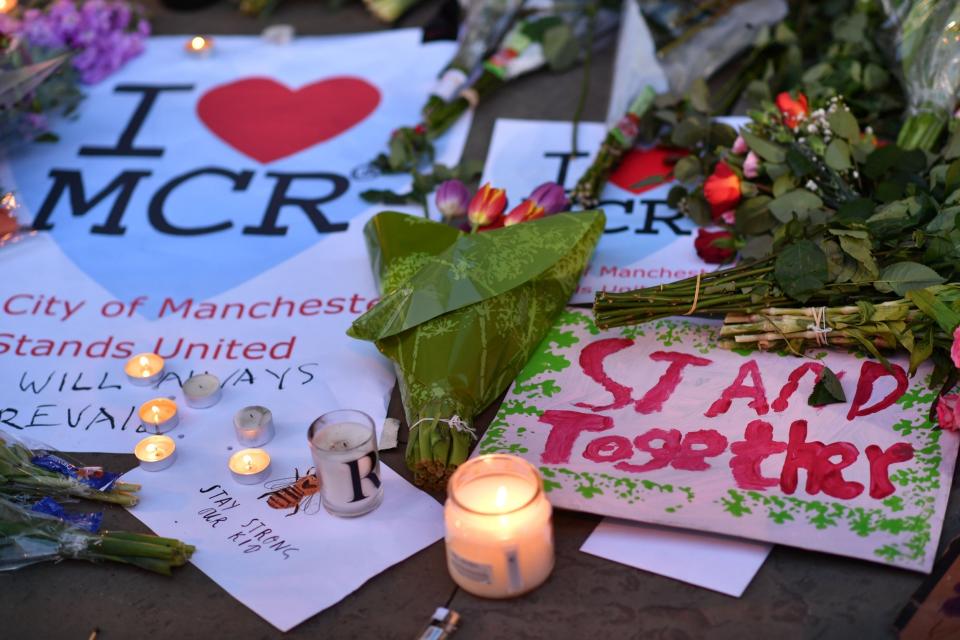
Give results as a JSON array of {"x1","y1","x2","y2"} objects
[{"x1": 349, "y1": 210, "x2": 605, "y2": 489}]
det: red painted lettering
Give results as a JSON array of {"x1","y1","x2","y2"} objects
[
  {"x1": 705, "y1": 360, "x2": 769, "y2": 417},
  {"x1": 779, "y1": 420, "x2": 863, "y2": 499},
  {"x1": 671, "y1": 429, "x2": 729, "y2": 471},
  {"x1": 539, "y1": 410, "x2": 613, "y2": 464},
  {"x1": 772, "y1": 363, "x2": 825, "y2": 412},
  {"x1": 614, "y1": 428, "x2": 681, "y2": 473},
  {"x1": 729, "y1": 420, "x2": 788, "y2": 489},
  {"x1": 865, "y1": 443, "x2": 914, "y2": 499},
  {"x1": 574, "y1": 338, "x2": 635, "y2": 412},
  {"x1": 635, "y1": 351, "x2": 712, "y2": 415},
  {"x1": 583, "y1": 435, "x2": 633, "y2": 463},
  {"x1": 847, "y1": 361, "x2": 908, "y2": 420}
]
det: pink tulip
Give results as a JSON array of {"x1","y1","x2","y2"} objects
[
  {"x1": 743, "y1": 151, "x2": 760, "y2": 179},
  {"x1": 732, "y1": 135, "x2": 748, "y2": 154},
  {"x1": 435, "y1": 179, "x2": 470, "y2": 219}
]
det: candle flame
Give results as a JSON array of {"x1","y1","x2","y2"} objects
[
  {"x1": 0, "y1": 0, "x2": 17, "y2": 15},
  {"x1": 146, "y1": 443, "x2": 157, "y2": 457},
  {"x1": 243, "y1": 454, "x2": 253, "y2": 470},
  {"x1": 495, "y1": 485, "x2": 508, "y2": 510},
  {"x1": 139, "y1": 355, "x2": 149, "y2": 366},
  {"x1": 190, "y1": 36, "x2": 206, "y2": 50},
  {"x1": 151, "y1": 404, "x2": 160, "y2": 423}
]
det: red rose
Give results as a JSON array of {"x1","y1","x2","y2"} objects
[
  {"x1": 694, "y1": 228, "x2": 735, "y2": 264},
  {"x1": 703, "y1": 162, "x2": 741, "y2": 219},
  {"x1": 775, "y1": 91, "x2": 809, "y2": 129}
]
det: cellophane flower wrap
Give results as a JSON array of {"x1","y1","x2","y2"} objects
[{"x1": 349, "y1": 210, "x2": 605, "y2": 490}]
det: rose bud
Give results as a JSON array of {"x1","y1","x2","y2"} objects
[
  {"x1": 743, "y1": 151, "x2": 760, "y2": 179},
  {"x1": 467, "y1": 183, "x2": 507, "y2": 228},
  {"x1": 732, "y1": 135, "x2": 748, "y2": 154},
  {"x1": 775, "y1": 91, "x2": 809, "y2": 129},
  {"x1": 435, "y1": 179, "x2": 470, "y2": 219},
  {"x1": 694, "y1": 228, "x2": 735, "y2": 264},
  {"x1": 703, "y1": 162, "x2": 741, "y2": 220}
]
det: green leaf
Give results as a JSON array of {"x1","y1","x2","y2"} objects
[
  {"x1": 673, "y1": 156, "x2": 701, "y2": 182},
  {"x1": 774, "y1": 240, "x2": 828, "y2": 302},
  {"x1": 667, "y1": 185, "x2": 687, "y2": 208},
  {"x1": 863, "y1": 64, "x2": 890, "y2": 91},
  {"x1": 864, "y1": 145, "x2": 902, "y2": 180},
  {"x1": 739, "y1": 234, "x2": 774, "y2": 260},
  {"x1": 543, "y1": 24, "x2": 580, "y2": 71},
  {"x1": 786, "y1": 147, "x2": 817, "y2": 177},
  {"x1": 768, "y1": 189, "x2": 824, "y2": 223},
  {"x1": 836, "y1": 197, "x2": 875, "y2": 222},
  {"x1": 772, "y1": 174, "x2": 795, "y2": 198},
  {"x1": 834, "y1": 232, "x2": 879, "y2": 277},
  {"x1": 734, "y1": 196, "x2": 775, "y2": 235},
  {"x1": 688, "y1": 78, "x2": 710, "y2": 113},
  {"x1": 741, "y1": 129, "x2": 786, "y2": 163},
  {"x1": 631, "y1": 175, "x2": 667, "y2": 189},
  {"x1": 685, "y1": 194, "x2": 713, "y2": 226},
  {"x1": 907, "y1": 288, "x2": 960, "y2": 333},
  {"x1": 946, "y1": 159, "x2": 960, "y2": 195},
  {"x1": 827, "y1": 110, "x2": 859, "y2": 142},
  {"x1": 825, "y1": 139, "x2": 852, "y2": 171},
  {"x1": 808, "y1": 367, "x2": 846, "y2": 407},
  {"x1": 875, "y1": 262, "x2": 945, "y2": 295},
  {"x1": 672, "y1": 117, "x2": 709, "y2": 147}
]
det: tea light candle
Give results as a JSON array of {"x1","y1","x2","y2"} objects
[
  {"x1": 185, "y1": 35, "x2": 214, "y2": 57},
  {"x1": 229, "y1": 448, "x2": 271, "y2": 485},
  {"x1": 234, "y1": 405, "x2": 274, "y2": 447},
  {"x1": 138, "y1": 398, "x2": 179, "y2": 434},
  {"x1": 307, "y1": 410, "x2": 383, "y2": 517},
  {"x1": 0, "y1": 0, "x2": 18, "y2": 14},
  {"x1": 444, "y1": 454, "x2": 554, "y2": 598},
  {"x1": 182, "y1": 373, "x2": 221, "y2": 408},
  {"x1": 124, "y1": 352, "x2": 165, "y2": 386},
  {"x1": 134, "y1": 435, "x2": 177, "y2": 472}
]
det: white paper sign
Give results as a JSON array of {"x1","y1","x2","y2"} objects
[
  {"x1": 480, "y1": 309, "x2": 960, "y2": 572},
  {"x1": 482, "y1": 118, "x2": 746, "y2": 303},
  {"x1": 581, "y1": 518, "x2": 771, "y2": 597},
  {"x1": 124, "y1": 427, "x2": 444, "y2": 632},
  {"x1": 0, "y1": 33, "x2": 469, "y2": 453}
]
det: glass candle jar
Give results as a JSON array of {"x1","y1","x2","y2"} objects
[
  {"x1": 307, "y1": 409, "x2": 383, "y2": 517},
  {"x1": 444, "y1": 454, "x2": 554, "y2": 598}
]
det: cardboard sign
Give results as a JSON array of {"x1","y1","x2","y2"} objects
[
  {"x1": 0, "y1": 33, "x2": 469, "y2": 453},
  {"x1": 481, "y1": 118, "x2": 745, "y2": 303},
  {"x1": 480, "y1": 309, "x2": 959, "y2": 572}
]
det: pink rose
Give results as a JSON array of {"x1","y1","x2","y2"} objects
[
  {"x1": 936, "y1": 394, "x2": 960, "y2": 431},
  {"x1": 951, "y1": 326, "x2": 960, "y2": 368},
  {"x1": 732, "y1": 135, "x2": 748, "y2": 154},
  {"x1": 743, "y1": 151, "x2": 760, "y2": 179}
]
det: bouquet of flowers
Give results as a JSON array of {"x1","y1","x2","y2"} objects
[
  {"x1": 0, "y1": 432, "x2": 140, "y2": 506},
  {"x1": 376, "y1": 0, "x2": 619, "y2": 172},
  {"x1": 349, "y1": 204, "x2": 604, "y2": 489},
  {"x1": 0, "y1": 0, "x2": 149, "y2": 145},
  {"x1": 0, "y1": 497, "x2": 194, "y2": 575}
]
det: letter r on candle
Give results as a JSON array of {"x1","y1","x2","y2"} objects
[{"x1": 346, "y1": 452, "x2": 381, "y2": 503}]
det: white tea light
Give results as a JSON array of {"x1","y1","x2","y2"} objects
[
  {"x1": 134, "y1": 435, "x2": 176, "y2": 471},
  {"x1": 229, "y1": 448, "x2": 271, "y2": 485},
  {"x1": 138, "y1": 398, "x2": 179, "y2": 434},
  {"x1": 183, "y1": 373, "x2": 221, "y2": 408},
  {"x1": 124, "y1": 352, "x2": 164, "y2": 386},
  {"x1": 234, "y1": 406, "x2": 275, "y2": 447},
  {"x1": 444, "y1": 454, "x2": 554, "y2": 598},
  {"x1": 185, "y1": 35, "x2": 214, "y2": 57}
]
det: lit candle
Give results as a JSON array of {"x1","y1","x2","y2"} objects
[
  {"x1": 228, "y1": 448, "x2": 271, "y2": 485},
  {"x1": 138, "y1": 397, "x2": 179, "y2": 434},
  {"x1": 0, "y1": 0, "x2": 18, "y2": 15},
  {"x1": 124, "y1": 352, "x2": 165, "y2": 387},
  {"x1": 307, "y1": 410, "x2": 383, "y2": 517},
  {"x1": 185, "y1": 35, "x2": 214, "y2": 57},
  {"x1": 182, "y1": 373, "x2": 221, "y2": 409},
  {"x1": 444, "y1": 454, "x2": 554, "y2": 598},
  {"x1": 234, "y1": 405, "x2": 274, "y2": 447},
  {"x1": 134, "y1": 435, "x2": 177, "y2": 471}
]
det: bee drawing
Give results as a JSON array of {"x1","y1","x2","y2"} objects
[{"x1": 258, "y1": 467, "x2": 321, "y2": 517}]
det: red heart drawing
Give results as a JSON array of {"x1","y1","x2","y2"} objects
[
  {"x1": 608, "y1": 146, "x2": 680, "y2": 194},
  {"x1": 197, "y1": 76, "x2": 381, "y2": 163}
]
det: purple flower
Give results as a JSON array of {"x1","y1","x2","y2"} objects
[
  {"x1": 435, "y1": 179, "x2": 470, "y2": 219},
  {"x1": 527, "y1": 182, "x2": 568, "y2": 215}
]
